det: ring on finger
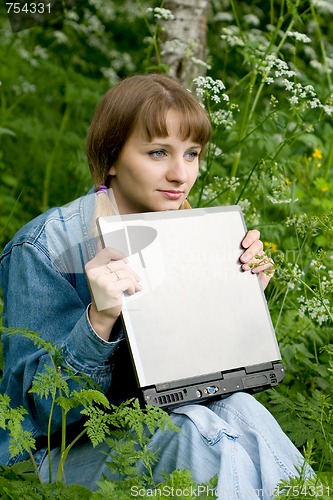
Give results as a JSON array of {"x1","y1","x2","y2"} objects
[
  {"x1": 106, "y1": 263, "x2": 120, "y2": 280},
  {"x1": 110, "y1": 271, "x2": 120, "y2": 282}
]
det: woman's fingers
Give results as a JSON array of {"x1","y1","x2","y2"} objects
[
  {"x1": 85, "y1": 247, "x2": 142, "y2": 312},
  {"x1": 240, "y1": 230, "x2": 263, "y2": 265},
  {"x1": 240, "y1": 230, "x2": 275, "y2": 290},
  {"x1": 85, "y1": 246, "x2": 128, "y2": 271}
]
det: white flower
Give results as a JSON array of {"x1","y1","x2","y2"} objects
[
  {"x1": 210, "y1": 144, "x2": 223, "y2": 157},
  {"x1": 191, "y1": 57, "x2": 211, "y2": 70},
  {"x1": 195, "y1": 87, "x2": 205, "y2": 98},
  {"x1": 12, "y1": 77, "x2": 36, "y2": 96},
  {"x1": 221, "y1": 27, "x2": 244, "y2": 47},
  {"x1": 238, "y1": 198, "x2": 251, "y2": 212},
  {"x1": 193, "y1": 76, "x2": 227, "y2": 101},
  {"x1": 287, "y1": 31, "x2": 311, "y2": 43},
  {"x1": 297, "y1": 295, "x2": 330, "y2": 325},
  {"x1": 322, "y1": 105, "x2": 333, "y2": 116},
  {"x1": 309, "y1": 98, "x2": 321, "y2": 108},
  {"x1": 54, "y1": 31, "x2": 69, "y2": 44},
  {"x1": 34, "y1": 46, "x2": 48, "y2": 60},
  {"x1": 146, "y1": 7, "x2": 175, "y2": 21},
  {"x1": 100, "y1": 67, "x2": 118, "y2": 85},
  {"x1": 214, "y1": 12, "x2": 234, "y2": 22},
  {"x1": 224, "y1": 176, "x2": 240, "y2": 191},
  {"x1": 267, "y1": 195, "x2": 297, "y2": 204},
  {"x1": 282, "y1": 79, "x2": 294, "y2": 91},
  {"x1": 210, "y1": 109, "x2": 235, "y2": 128},
  {"x1": 290, "y1": 95, "x2": 299, "y2": 105},
  {"x1": 311, "y1": 0, "x2": 333, "y2": 15},
  {"x1": 66, "y1": 10, "x2": 79, "y2": 21},
  {"x1": 243, "y1": 14, "x2": 260, "y2": 26},
  {"x1": 310, "y1": 60, "x2": 324, "y2": 73}
]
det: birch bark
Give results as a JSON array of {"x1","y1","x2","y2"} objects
[{"x1": 161, "y1": 0, "x2": 210, "y2": 88}]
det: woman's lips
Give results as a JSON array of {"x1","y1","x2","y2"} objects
[{"x1": 158, "y1": 190, "x2": 184, "y2": 200}]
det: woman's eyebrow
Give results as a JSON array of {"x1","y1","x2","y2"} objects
[
  {"x1": 143, "y1": 141, "x2": 201, "y2": 148},
  {"x1": 142, "y1": 142, "x2": 170, "y2": 146}
]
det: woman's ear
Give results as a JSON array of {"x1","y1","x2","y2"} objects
[{"x1": 108, "y1": 165, "x2": 116, "y2": 176}]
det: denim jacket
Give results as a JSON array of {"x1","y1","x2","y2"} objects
[{"x1": 0, "y1": 191, "x2": 137, "y2": 465}]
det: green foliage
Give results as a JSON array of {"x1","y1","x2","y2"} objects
[
  {"x1": 0, "y1": 394, "x2": 36, "y2": 460},
  {"x1": 0, "y1": 469, "x2": 92, "y2": 500},
  {"x1": 0, "y1": 338, "x2": 209, "y2": 498},
  {"x1": 273, "y1": 447, "x2": 333, "y2": 499},
  {"x1": 261, "y1": 344, "x2": 333, "y2": 473},
  {"x1": 94, "y1": 398, "x2": 180, "y2": 480},
  {"x1": 185, "y1": 1, "x2": 333, "y2": 483},
  {"x1": 0, "y1": 0, "x2": 156, "y2": 248}
]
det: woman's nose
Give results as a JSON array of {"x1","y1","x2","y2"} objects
[{"x1": 166, "y1": 157, "x2": 188, "y2": 184}]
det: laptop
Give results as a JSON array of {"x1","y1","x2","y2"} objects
[{"x1": 97, "y1": 206, "x2": 285, "y2": 410}]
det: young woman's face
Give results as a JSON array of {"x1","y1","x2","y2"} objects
[{"x1": 108, "y1": 110, "x2": 202, "y2": 214}]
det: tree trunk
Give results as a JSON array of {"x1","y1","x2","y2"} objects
[{"x1": 161, "y1": 0, "x2": 210, "y2": 88}]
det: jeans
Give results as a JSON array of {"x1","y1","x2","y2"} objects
[{"x1": 38, "y1": 393, "x2": 310, "y2": 499}]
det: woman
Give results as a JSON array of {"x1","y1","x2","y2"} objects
[{"x1": 0, "y1": 74, "x2": 309, "y2": 497}]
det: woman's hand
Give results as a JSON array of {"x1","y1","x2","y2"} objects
[
  {"x1": 239, "y1": 230, "x2": 274, "y2": 290},
  {"x1": 85, "y1": 247, "x2": 142, "y2": 341}
]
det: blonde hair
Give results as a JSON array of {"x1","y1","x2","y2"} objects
[{"x1": 87, "y1": 73, "x2": 211, "y2": 220}]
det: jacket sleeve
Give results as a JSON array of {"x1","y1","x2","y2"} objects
[{"x1": 0, "y1": 240, "x2": 124, "y2": 435}]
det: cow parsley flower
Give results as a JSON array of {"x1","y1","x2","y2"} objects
[
  {"x1": 146, "y1": 7, "x2": 175, "y2": 21},
  {"x1": 193, "y1": 76, "x2": 229, "y2": 103},
  {"x1": 290, "y1": 95, "x2": 299, "y2": 105},
  {"x1": 221, "y1": 26, "x2": 244, "y2": 47},
  {"x1": 322, "y1": 105, "x2": 333, "y2": 116},
  {"x1": 287, "y1": 31, "x2": 312, "y2": 43},
  {"x1": 243, "y1": 14, "x2": 260, "y2": 26},
  {"x1": 311, "y1": 0, "x2": 333, "y2": 15},
  {"x1": 298, "y1": 296, "x2": 330, "y2": 325},
  {"x1": 210, "y1": 109, "x2": 236, "y2": 129},
  {"x1": 282, "y1": 79, "x2": 294, "y2": 91}
]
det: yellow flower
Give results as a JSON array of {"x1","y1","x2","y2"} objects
[
  {"x1": 264, "y1": 241, "x2": 278, "y2": 252},
  {"x1": 312, "y1": 148, "x2": 323, "y2": 160},
  {"x1": 320, "y1": 186, "x2": 329, "y2": 192},
  {"x1": 285, "y1": 177, "x2": 292, "y2": 185}
]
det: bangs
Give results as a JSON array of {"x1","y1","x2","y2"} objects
[{"x1": 135, "y1": 95, "x2": 211, "y2": 148}]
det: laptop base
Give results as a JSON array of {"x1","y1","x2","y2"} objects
[{"x1": 143, "y1": 362, "x2": 285, "y2": 410}]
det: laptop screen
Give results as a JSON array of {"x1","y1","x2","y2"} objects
[{"x1": 98, "y1": 206, "x2": 281, "y2": 389}]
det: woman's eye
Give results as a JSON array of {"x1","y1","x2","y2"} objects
[
  {"x1": 149, "y1": 150, "x2": 166, "y2": 158},
  {"x1": 186, "y1": 150, "x2": 199, "y2": 161}
]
